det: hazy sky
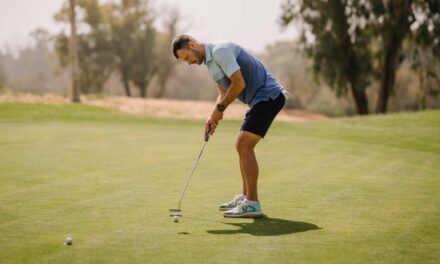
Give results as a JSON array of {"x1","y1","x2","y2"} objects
[{"x1": 0, "y1": 0, "x2": 298, "y2": 53}]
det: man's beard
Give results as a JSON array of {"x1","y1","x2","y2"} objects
[{"x1": 191, "y1": 48, "x2": 204, "y2": 64}]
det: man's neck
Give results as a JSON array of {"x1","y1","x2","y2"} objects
[{"x1": 200, "y1": 43, "x2": 206, "y2": 61}]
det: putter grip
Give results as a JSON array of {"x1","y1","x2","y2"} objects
[{"x1": 205, "y1": 127, "x2": 211, "y2": 141}]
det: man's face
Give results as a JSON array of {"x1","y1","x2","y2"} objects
[{"x1": 177, "y1": 47, "x2": 204, "y2": 66}]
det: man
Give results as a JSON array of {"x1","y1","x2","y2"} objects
[{"x1": 172, "y1": 35, "x2": 288, "y2": 218}]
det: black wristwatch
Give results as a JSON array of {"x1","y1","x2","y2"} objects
[{"x1": 216, "y1": 104, "x2": 226, "y2": 112}]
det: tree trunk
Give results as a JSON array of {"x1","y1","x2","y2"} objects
[
  {"x1": 347, "y1": 51, "x2": 369, "y2": 115},
  {"x1": 122, "y1": 74, "x2": 131, "y2": 97},
  {"x1": 418, "y1": 66, "x2": 426, "y2": 110},
  {"x1": 139, "y1": 83, "x2": 147, "y2": 98},
  {"x1": 376, "y1": 39, "x2": 400, "y2": 114},
  {"x1": 155, "y1": 77, "x2": 167, "y2": 98},
  {"x1": 376, "y1": 0, "x2": 413, "y2": 113},
  {"x1": 350, "y1": 85, "x2": 369, "y2": 115},
  {"x1": 68, "y1": 0, "x2": 80, "y2": 103}
]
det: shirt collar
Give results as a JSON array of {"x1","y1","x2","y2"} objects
[{"x1": 203, "y1": 43, "x2": 213, "y2": 65}]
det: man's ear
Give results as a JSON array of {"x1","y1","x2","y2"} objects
[{"x1": 188, "y1": 41, "x2": 196, "y2": 49}]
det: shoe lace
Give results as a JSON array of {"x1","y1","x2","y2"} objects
[
  {"x1": 235, "y1": 201, "x2": 247, "y2": 212},
  {"x1": 232, "y1": 194, "x2": 243, "y2": 204}
]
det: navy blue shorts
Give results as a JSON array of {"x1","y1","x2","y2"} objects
[{"x1": 240, "y1": 92, "x2": 285, "y2": 138}]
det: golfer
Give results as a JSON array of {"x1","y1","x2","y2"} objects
[{"x1": 172, "y1": 35, "x2": 289, "y2": 218}]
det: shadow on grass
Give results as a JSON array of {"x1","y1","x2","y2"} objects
[{"x1": 207, "y1": 216, "x2": 320, "y2": 236}]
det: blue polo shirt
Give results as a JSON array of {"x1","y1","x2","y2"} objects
[{"x1": 203, "y1": 42, "x2": 282, "y2": 106}]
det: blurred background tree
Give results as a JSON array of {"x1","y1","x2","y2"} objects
[
  {"x1": 408, "y1": 0, "x2": 440, "y2": 110},
  {"x1": 123, "y1": 0, "x2": 156, "y2": 98},
  {"x1": 106, "y1": 0, "x2": 136, "y2": 97},
  {"x1": 0, "y1": 28, "x2": 62, "y2": 94},
  {"x1": 152, "y1": 7, "x2": 181, "y2": 98},
  {"x1": 280, "y1": 0, "x2": 440, "y2": 114},
  {"x1": 68, "y1": 0, "x2": 80, "y2": 103},
  {"x1": 55, "y1": 0, "x2": 114, "y2": 94},
  {"x1": 106, "y1": 0, "x2": 157, "y2": 97},
  {"x1": 0, "y1": 62, "x2": 6, "y2": 91},
  {"x1": 370, "y1": 0, "x2": 415, "y2": 113},
  {"x1": 130, "y1": 22, "x2": 156, "y2": 98},
  {"x1": 260, "y1": 41, "x2": 356, "y2": 115},
  {"x1": 280, "y1": 0, "x2": 373, "y2": 115}
]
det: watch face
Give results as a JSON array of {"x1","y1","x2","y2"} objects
[{"x1": 217, "y1": 104, "x2": 225, "y2": 112}]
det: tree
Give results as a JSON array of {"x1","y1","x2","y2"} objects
[
  {"x1": 0, "y1": 61, "x2": 6, "y2": 91},
  {"x1": 68, "y1": 0, "x2": 80, "y2": 102},
  {"x1": 408, "y1": 0, "x2": 440, "y2": 110},
  {"x1": 107, "y1": 0, "x2": 158, "y2": 98},
  {"x1": 131, "y1": 22, "x2": 156, "y2": 97},
  {"x1": 106, "y1": 0, "x2": 139, "y2": 97},
  {"x1": 55, "y1": 0, "x2": 114, "y2": 94},
  {"x1": 153, "y1": 7, "x2": 181, "y2": 98},
  {"x1": 281, "y1": 0, "x2": 440, "y2": 114},
  {"x1": 260, "y1": 41, "x2": 314, "y2": 109},
  {"x1": 105, "y1": 0, "x2": 159, "y2": 97},
  {"x1": 281, "y1": 0, "x2": 372, "y2": 115},
  {"x1": 367, "y1": 0, "x2": 440, "y2": 113},
  {"x1": 370, "y1": 0, "x2": 415, "y2": 113},
  {"x1": 0, "y1": 28, "x2": 60, "y2": 94}
]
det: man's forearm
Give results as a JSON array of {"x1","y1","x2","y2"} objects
[
  {"x1": 219, "y1": 83, "x2": 244, "y2": 109},
  {"x1": 216, "y1": 94, "x2": 223, "y2": 104}
]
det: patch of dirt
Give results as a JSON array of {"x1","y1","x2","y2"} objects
[{"x1": 0, "y1": 93, "x2": 329, "y2": 122}]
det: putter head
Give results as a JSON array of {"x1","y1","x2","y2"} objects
[{"x1": 169, "y1": 208, "x2": 181, "y2": 212}]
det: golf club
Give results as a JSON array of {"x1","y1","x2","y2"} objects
[{"x1": 169, "y1": 127, "x2": 211, "y2": 214}]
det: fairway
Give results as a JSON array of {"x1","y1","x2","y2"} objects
[{"x1": 0, "y1": 103, "x2": 439, "y2": 263}]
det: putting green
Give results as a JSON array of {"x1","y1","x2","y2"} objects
[{"x1": 0, "y1": 103, "x2": 439, "y2": 263}]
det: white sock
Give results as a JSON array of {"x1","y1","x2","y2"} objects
[{"x1": 246, "y1": 199, "x2": 259, "y2": 205}]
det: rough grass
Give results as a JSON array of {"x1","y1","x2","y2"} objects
[{"x1": 0, "y1": 103, "x2": 439, "y2": 264}]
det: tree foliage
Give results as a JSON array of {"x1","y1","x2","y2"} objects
[
  {"x1": 153, "y1": 7, "x2": 181, "y2": 98},
  {"x1": 54, "y1": 0, "x2": 157, "y2": 96},
  {"x1": 281, "y1": 0, "x2": 440, "y2": 114},
  {"x1": 281, "y1": 0, "x2": 373, "y2": 114},
  {"x1": 130, "y1": 22, "x2": 156, "y2": 97},
  {"x1": 0, "y1": 28, "x2": 59, "y2": 93},
  {"x1": 55, "y1": 0, "x2": 113, "y2": 94},
  {"x1": 106, "y1": 0, "x2": 155, "y2": 97},
  {"x1": 370, "y1": 0, "x2": 415, "y2": 113},
  {"x1": 407, "y1": 0, "x2": 440, "y2": 110},
  {"x1": 0, "y1": 62, "x2": 6, "y2": 91}
]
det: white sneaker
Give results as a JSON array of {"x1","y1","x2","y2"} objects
[
  {"x1": 219, "y1": 194, "x2": 245, "y2": 211},
  {"x1": 223, "y1": 199, "x2": 263, "y2": 218}
]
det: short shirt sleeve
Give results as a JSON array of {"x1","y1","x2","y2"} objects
[{"x1": 212, "y1": 48, "x2": 240, "y2": 78}]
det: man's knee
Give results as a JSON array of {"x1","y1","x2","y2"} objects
[
  {"x1": 235, "y1": 131, "x2": 260, "y2": 156},
  {"x1": 236, "y1": 139, "x2": 253, "y2": 156}
]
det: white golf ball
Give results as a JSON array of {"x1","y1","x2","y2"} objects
[
  {"x1": 66, "y1": 237, "x2": 73, "y2": 245},
  {"x1": 172, "y1": 216, "x2": 179, "y2": 222}
]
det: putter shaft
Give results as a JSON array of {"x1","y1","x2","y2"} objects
[
  {"x1": 176, "y1": 139, "x2": 208, "y2": 210},
  {"x1": 171, "y1": 128, "x2": 211, "y2": 212}
]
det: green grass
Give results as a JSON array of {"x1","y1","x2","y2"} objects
[{"x1": 0, "y1": 103, "x2": 439, "y2": 264}]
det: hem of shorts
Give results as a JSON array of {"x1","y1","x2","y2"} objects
[{"x1": 239, "y1": 128, "x2": 266, "y2": 138}]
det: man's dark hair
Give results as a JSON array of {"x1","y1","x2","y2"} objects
[{"x1": 172, "y1": 35, "x2": 194, "y2": 59}]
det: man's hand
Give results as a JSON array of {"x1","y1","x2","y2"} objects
[
  {"x1": 205, "y1": 116, "x2": 216, "y2": 136},
  {"x1": 205, "y1": 108, "x2": 223, "y2": 136}
]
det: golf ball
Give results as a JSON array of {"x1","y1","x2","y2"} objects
[
  {"x1": 172, "y1": 216, "x2": 179, "y2": 222},
  {"x1": 66, "y1": 237, "x2": 73, "y2": 245}
]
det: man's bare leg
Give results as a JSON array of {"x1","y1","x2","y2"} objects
[
  {"x1": 236, "y1": 131, "x2": 261, "y2": 201},
  {"x1": 239, "y1": 157, "x2": 247, "y2": 197}
]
